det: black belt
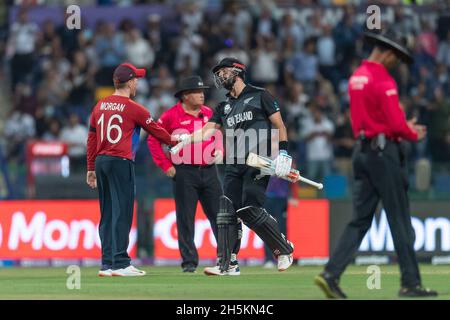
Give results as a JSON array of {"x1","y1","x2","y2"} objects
[{"x1": 357, "y1": 133, "x2": 398, "y2": 151}]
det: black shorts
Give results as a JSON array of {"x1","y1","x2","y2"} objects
[{"x1": 223, "y1": 164, "x2": 270, "y2": 211}]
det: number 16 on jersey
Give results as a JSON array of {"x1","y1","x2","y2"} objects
[{"x1": 97, "y1": 113, "x2": 123, "y2": 144}]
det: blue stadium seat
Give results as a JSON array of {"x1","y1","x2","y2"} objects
[{"x1": 323, "y1": 174, "x2": 347, "y2": 199}]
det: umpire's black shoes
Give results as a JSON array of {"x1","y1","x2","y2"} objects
[
  {"x1": 182, "y1": 266, "x2": 197, "y2": 273},
  {"x1": 314, "y1": 272, "x2": 347, "y2": 299},
  {"x1": 398, "y1": 286, "x2": 438, "y2": 298}
]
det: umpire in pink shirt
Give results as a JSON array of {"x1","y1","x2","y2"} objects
[{"x1": 147, "y1": 76, "x2": 223, "y2": 273}]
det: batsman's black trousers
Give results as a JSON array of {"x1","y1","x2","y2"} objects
[
  {"x1": 173, "y1": 164, "x2": 221, "y2": 269},
  {"x1": 95, "y1": 155, "x2": 135, "y2": 270},
  {"x1": 223, "y1": 164, "x2": 270, "y2": 255},
  {"x1": 325, "y1": 139, "x2": 421, "y2": 287},
  {"x1": 224, "y1": 164, "x2": 270, "y2": 210}
]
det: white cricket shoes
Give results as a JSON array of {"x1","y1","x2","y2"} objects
[
  {"x1": 111, "y1": 265, "x2": 146, "y2": 276},
  {"x1": 98, "y1": 269, "x2": 113, "y2": 277},
  {"x1": 204, "y1": 263, "x2": 241, "y2": 276},
  {"x1": 277, "y1": 241, "x2": 294, "y2": 272}
]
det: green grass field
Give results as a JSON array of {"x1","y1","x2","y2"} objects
[{"x1": 0, "y1": 265, "x2": 449, "y2": 300}]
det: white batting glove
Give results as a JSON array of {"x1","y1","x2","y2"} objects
[
  {"x1": 168, "y1": 133, "x2": 192, "y2": 154},
  {"x1": 273, "y1": 150, "x2": 292, "y2": 177},
  {"x1": 173, "y1": 133, "x2": 191, "y2": 143}
]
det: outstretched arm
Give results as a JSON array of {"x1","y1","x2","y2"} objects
[
  {"x1": 191, "y1": 121, "x2": 221, "y2": 143},
  {"x1": 170, "y1": 122, "x2": 221, "y2": 155}
]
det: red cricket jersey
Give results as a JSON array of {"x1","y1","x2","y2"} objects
[
  {"x1": 349, "y1": 60, "x2": 418, "y2": 141},
  {"x1": 147, "y1": 102, "x2": 223, "y2": 172},
  {"x1": 86, "y1": 95, "x2": 176, "y2": 170}
]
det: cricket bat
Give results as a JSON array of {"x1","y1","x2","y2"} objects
[{"x1": 246, "y1": 152, "x2": 324, "y2": 190}]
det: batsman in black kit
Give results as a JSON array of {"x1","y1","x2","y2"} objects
[{"x1": 176, "y1": 58, "x2": 295, "y2": 275}]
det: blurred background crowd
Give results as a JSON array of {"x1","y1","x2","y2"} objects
[{"x1": 0, "y1": 0, "x2": 449, "y2": 202}]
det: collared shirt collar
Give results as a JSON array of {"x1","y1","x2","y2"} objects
[{"x1": 175, "y1": 101, "x2": 206, "y2": 118}]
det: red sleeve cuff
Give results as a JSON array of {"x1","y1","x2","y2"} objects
[{"x1": 161, "y1": 161, "x2": 173, "y2": 173}]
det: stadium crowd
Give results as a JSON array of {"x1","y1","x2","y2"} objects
[{"x1": 1, "y1": 0, "x2": 449, "y2": 197}]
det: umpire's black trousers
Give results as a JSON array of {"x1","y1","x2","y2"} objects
[
  {"x1": 95, "y1": 155, "x2": 135, "y2": 270},
  {"x1": 173, "y1": 164, "x2": 221, "y2": 269},
  {"x1": 325, "y1": 139, "x2": 421, "y2": 287}
]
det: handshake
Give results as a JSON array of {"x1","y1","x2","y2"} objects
[
  {"x1": 169, "y1": 134, "x2": 295, "y2": 179},
  {"x1": 169, "y1": 133, "x2": 222, "y2": 164},
  {"x1": 169, "y1": 133, "x2": 192, "y2": 154}
]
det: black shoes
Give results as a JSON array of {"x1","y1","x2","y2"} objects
[
  {"x1": 315, "y1": 272, "x2": 347, "y2": 299},
  {"x1": 398, "y1": 286, "x2": 438, "y2": 298},
  {"x1": 315, "y1": 271, "x2": 438, "y2": 299},
  {"x1": 182, "y1": 266, "x2": 197, "y2": 273}
]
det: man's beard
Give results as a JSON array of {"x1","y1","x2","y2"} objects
[{"x1": 223, "y1": 76, "x2": 236, "y2": 91}]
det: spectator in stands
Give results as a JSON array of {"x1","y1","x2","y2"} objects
[
  {"x1": 333, "y1": 6, "x2": 360, "y2": 79},
  {"x1": 6, "y1": 9, "x2": 39, "y2": 89},
  {"x1": 317, "y1": 24, "x2": 339, "y2": 91},
  {"x1": 38, "y1": 19, "x2": 58, "y2": 57},
  {"x1": 4, "y1": 109, "x2": 36, "y2": 162},
  {"x1": 60, "y1": 113, "x2": 88, "y2": 172},
  {"x1": 13, "y1": 82, "x2": 38, "y2": 116},
  {"x1": 437, "y1": 29, "x2": 450, "y2": 68},
  {"x1": 66, "y1": 50, "x2": 95, "y2": 121},
  {"x1": 37, "y1": 69, "x2": 70, "y2": 120},
  {"x1": 316, "y1": 73, "x2": 340, "y2": 118},
  {"x1": 180, "y1": 1, "x2": 204, "y2": 34},
  {"x1": 278, "y1": 10, "x2": 304, "y2": 52},
  {"x1": 94, "y1": 21, "x2": 125, "y2": 85},
  {"x1": 145, "y1": 14, "x2": 166, "y2": 65},
  {"x1": 285, "y1": 37, "x2": 318, "y2": 95},
  {"x1": 253, "y1": 4, "x2": 278, "y2": 39},
  {"x1": 284, "y1": 81, "x2": 310, "y2": 132},
  {"x1": 220, "y1": 0, "x2": 253, "y2": 50},
  {"x1": 77, "y1": 27, "x2": 98, "y2": 67},
  {"x1": 146, "y1": 83, "x2": 176, "y2": 118},
  {"x1": 392, "y1": 5, "x2": 420, "y2": 36},
  {"x1": 34, "y1": 106, "x2": 49, "y2": 139},
  {"x1": 436, "y1": 63, "x2": 449, "y2": 90},
  {"x1": 174, "y1": 25, "x2": 203, "y2": 75},
  {"x1": 42, "y1": 118, "x2": 62, "y2": 141},
  {"x1": 125, "y1": 28, "x2": 154, "y2": 70},
  {"x1": 301, "y1": 104, "x2": 335, "y2": 182},
  {"x1": 250, "y1": 35, "x2": 279, "y2": 87},
  {"x1": 150, "y1": 65, "x2": 176, "y2": 93},
  {"x1": 303, "y1": 8, "x2": 323, "y2": 39},
  {"x1": 417, "y1": 20, "x2": 439, "y2": 59},
  {"x1": 333, "y1": 109, "x2": 354, "y2": 176},
  {"x1": 429, "y1": 86, "x2": 450, "y2": 163}
]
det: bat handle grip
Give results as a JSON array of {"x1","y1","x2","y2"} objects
[{"x1": 297, "y1": 175, "x2": 324, "y2": 190}]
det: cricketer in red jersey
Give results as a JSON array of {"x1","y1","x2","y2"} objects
[
  {"x1": 315, "y1": 29, "x2": 437, "y2": 299},
  {"x1": 86, "y1": 63, "x2": 177, "y2": 277}
]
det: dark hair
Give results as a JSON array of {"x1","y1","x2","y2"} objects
[{"x1": 114, "y1": 81, "x2": 129, "y2": 89}]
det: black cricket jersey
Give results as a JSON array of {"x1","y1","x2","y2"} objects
[{"x1": 209, "y1": 84, "x2": 280, "y2": 163}]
